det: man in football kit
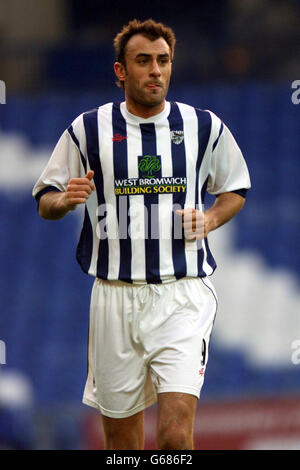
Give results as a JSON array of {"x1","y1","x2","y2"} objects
[{"x1": 32, "y1": 19, "x2": 250, "y2": 450}]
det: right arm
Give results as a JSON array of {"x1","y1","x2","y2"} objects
[{"x1": 38, "y1": 170, "x2": 95, "y2": 220}]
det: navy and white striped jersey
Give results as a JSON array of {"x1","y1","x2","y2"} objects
[{"x1": 33, "y1": 101, "x2": 251, "y2": 284}]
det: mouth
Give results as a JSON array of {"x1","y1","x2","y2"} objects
[{"x1": 145, "y1": 82, "x2": 162, "y2": 90}]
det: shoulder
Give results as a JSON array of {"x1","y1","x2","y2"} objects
[
  {"x1": 175, "y1": 101, "x2": 219, "y2": 121},
  {"x1": 174, "y1": 102, "x2": 222, "y2": 132},
  {"x1": 70, "y1": 103, "x2": 113, "y2": 131}
]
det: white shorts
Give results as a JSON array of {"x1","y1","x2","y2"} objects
[{"x1": 82, "y1": 276, "x2": 218, "y2": 418}]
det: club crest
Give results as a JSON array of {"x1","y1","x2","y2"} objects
[{"x1": 170, "y1": 130, "x2": 184, "y2": 145}]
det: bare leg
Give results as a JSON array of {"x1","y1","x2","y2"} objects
[
  {"x1": 101, "y1": 410, "x2": 145, "y2": 450},
  {"x1": 157, "y1": 392, "x2": 197, "y2": 450}
]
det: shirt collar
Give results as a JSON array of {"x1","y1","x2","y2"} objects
[{"x1": 120, "y1": 101, "x2": 170, "y2": 124}]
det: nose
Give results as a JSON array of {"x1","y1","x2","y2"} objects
[{"x1": 150, "y1": 60, "x2": 161, "y2": 77}]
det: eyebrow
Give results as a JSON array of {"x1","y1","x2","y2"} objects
[{"x1": 135, "y1": 53, "x2": 170, "y2": 59}]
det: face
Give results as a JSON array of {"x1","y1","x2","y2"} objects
[{"x1": 114, "y1": 34, "x2": 172, "y2": 115}]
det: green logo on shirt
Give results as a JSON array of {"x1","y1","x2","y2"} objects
[{"x1": 138, "y1": 155, "x2": 161, "y2": 178}]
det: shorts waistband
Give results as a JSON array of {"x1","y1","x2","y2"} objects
[{"x1": 95, "y1": 276, "x2": 201, "y2": 287}]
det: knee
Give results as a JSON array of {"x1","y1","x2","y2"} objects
[
  {"x1": 157, "y1": 421, "x2": 193, "y2": 450},
  {"x1": 102, "y1": 413, "x2": 144, "y2": 450},
  {"x1": 104, "y1": 427, "x2": 143, "y2": 450}
]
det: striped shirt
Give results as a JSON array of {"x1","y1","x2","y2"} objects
[{"x1": 33, "y1": 101, "x2": 251, "y2": 284}]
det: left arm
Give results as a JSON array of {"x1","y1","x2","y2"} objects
[
  {"x1": 177, "y1": 113, "x2": 250, "y2": 240},
  {"x1": 203, "y1": 192, "x2": 245, "y2": 237},
  {"x1": 176, "y1": 192, "x2": 245, "y2": 240}
]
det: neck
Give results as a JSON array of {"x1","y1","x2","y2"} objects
[{"x1": 125, "y1": 97, "x2": 166, "y2": 119}]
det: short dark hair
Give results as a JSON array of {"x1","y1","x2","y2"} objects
[{"x1": 113, "y1": 18, "x2": 176, "y2": 88}]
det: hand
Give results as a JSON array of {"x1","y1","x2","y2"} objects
[
  {"x1": 176, "y1": 208, "x2": 207, "y2": 240},
  {"x1": 176, "y1": 193, "x2": 245, "y2": 241},
  {"x1": 64, "y1": 170, "x2": 95, "y2": 211}
]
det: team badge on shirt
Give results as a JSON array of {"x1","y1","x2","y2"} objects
[{"x1": 170, "y1": 130, "x2": 184, "y2": 145}]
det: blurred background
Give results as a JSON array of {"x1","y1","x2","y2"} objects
[{"x1": 0, "y1": 0, "x2": 299, "y2": 450}]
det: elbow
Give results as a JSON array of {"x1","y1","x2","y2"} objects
[
  {"x1": 239, "y1": 197, "x2": 246, "y2": 211},
  {"x1": 37, "y1": 198, "x2": 49, "y2": 219},
  {"x1": 38, "y1": 205, "x2": 49, "y2": 220}
]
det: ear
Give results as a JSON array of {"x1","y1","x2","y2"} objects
[{"x1": 114, "y1": 62, "x2": 126, "y2": 84}]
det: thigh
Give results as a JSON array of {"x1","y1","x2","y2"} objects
[
  {"x1": 101, "y1": 410, "x2": 145, "y2": 450},
  {"x1": 146, "y1": 277, "x2": 217, "y2": 398},
  {"x1": 83, "y1": 279, "x2": 156, "y2": 418},
  {"x1": 157, "y1": 392, "x2": 198, "y2": 449},
  {"x1": 157, "y1": 392, "x2": 197, "y2": 428}
]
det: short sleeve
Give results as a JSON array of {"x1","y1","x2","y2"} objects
[
  {"x1": 32, "y1": 127, "x2": 83, "y2": 201},
  {"x1": 206, "y1": 113, "x2": 251, "y2": 196}
]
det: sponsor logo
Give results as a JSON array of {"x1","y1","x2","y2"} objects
[
  {"x1": 114, "y1": 176, "x2": 187, "y2": 196},
  {"x1": 114, "y1": 155, "x2": 187, "y2": 196},
  {"x1": 171, "y1": 130, "x2": 184, "y2": 145},
  {"x1": 138, "y1": 155, "x2": 161, "y2": 178}
]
